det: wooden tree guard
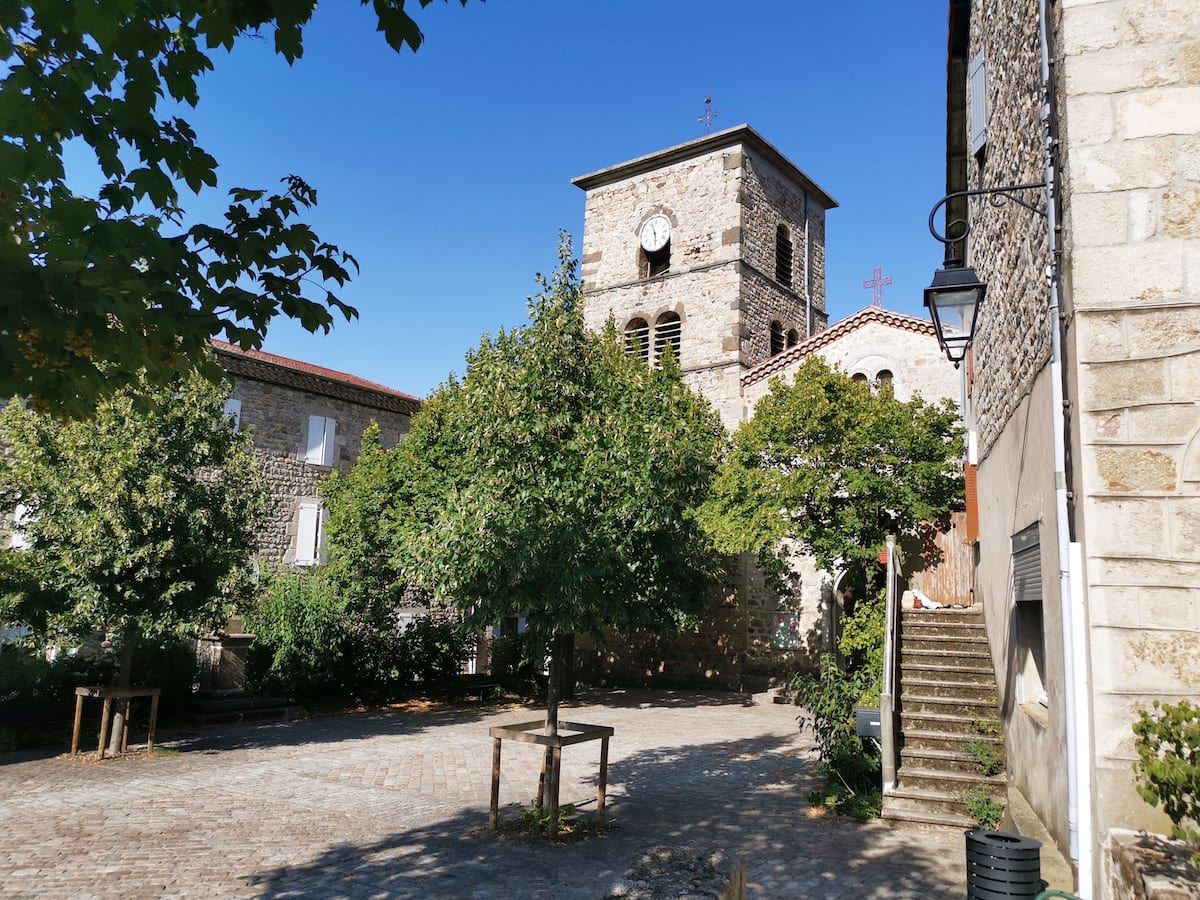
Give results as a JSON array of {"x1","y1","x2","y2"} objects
[
  {"x1": 488, "y1": 720, "x2": 613, "y2": 840},
  {"x1": 71, "y1": 686, "x2": 161, "y2": 760}
]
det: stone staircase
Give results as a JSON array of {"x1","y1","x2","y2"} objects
[{"x1": 881, "y1": 607, "x2": 1007, "y2": 829}]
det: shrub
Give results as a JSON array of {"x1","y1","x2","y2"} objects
[
  {"x1": 244, "y1": 573, "x2": 474, "y2": 703},
  {"x1": 243, "y1": 573, "x2": 347, "y2": 700},
  {"x1": 964, "y1": 738, "x2": 1005, "y2": 777},
  {"x1": 837, "y1": 588, "x2": 886, "y2": 698},
  {"x1": 1133, "y1": 700, "x2": 1200, "y2": 864},
  {"x1": 488, "y1": 632, "x2": 541, "y2": 689},
  {"x1": 794, "y1": 653, "x2": 881, "y2": 797},
  {"x1": 403, "y1": 615, "x2": 473, "y2": 686},
  {"x1": 0, "y1": 636, "x2": 197, "y2": 749},
  {"x1": 966, "y1": 788, "x2": 1004, "y2": 829}
]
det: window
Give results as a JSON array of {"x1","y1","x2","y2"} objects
[
  {"x1": 769, "y1": 320, "x2": 785, "y2": 356},
  {"x1": 775, "y1": 225, "x2": 793, "y2": 287},
  {"x1": 624, "y1": 318, "x2": 650, "y2": 364},
  {"x1": 1012, "y1": 524, "x2": 1047, "y2": 709},
  {"x1": 786, "y1": 328, "x2": 800, "y2": 348},
  {"x1": 294, "y1": 500, "x2": 328, "y2": 566},
  {"x1": 654, "y1": 312, "x2": 681, "y2": 366},
  {"x1": 305, "y1": 415, "x2": 336, "y2": 466},
  {"x1": 851, "y1": 373, "x2": 869, "y2": 384},
  {"x1": 223, "y1": 397, "x2": 242, "y2": 431},
  {"x1": 969, "y1": 51, "x2": 988, "y2": 156},
  {"x1": 493, "y1": 615, "x2": 528, "y2": 638},
  {"x1": 640, "y1": 244, "x2": 670, "y2": 278},
  {"x1": 876, "y1": 370, "x2": 894, "y2": 393}
]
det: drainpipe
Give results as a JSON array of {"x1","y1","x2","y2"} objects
[
  {"x1": 1036, "y1": 1, "x2": 1094, "y2": 894},
  {"x1": 803, "y1": 194, "x2": 812, "y2": 337}
]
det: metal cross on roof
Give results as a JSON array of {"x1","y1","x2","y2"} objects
[
  {"x1": 862, "y1": 266, "x2": 893, "y2": 308},
  {"x1": 697, "y1": 94, "x2": 719, "y2": 132}
]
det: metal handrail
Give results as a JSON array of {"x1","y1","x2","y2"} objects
[{"x1": 880, "y1": 534, "x2": 901, "y2": 794}]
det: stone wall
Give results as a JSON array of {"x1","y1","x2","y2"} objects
[
  {"x1": 574, "y1": 551, "x2": 833, "y2": 690},
  {"x1": 225, "y1": 367, "x2": 414, "y2": 566},
  {"x1": 1057, "y1": 0, "x2": 1200, "y2": 853},
  {"x1": 966, "y1": 0, "x2": 1053, "y2": 459},
  {"x1": 962, "y1": 0, "x2": 1071, "y2": 862},
  {"x1": 739, "y1": 146, "x2": 828, "y2": 363},
  {"x1": 958, "y1": 0, "x2": 1200, "y2": 887}
]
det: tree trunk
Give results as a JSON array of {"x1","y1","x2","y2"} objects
[
  {"x1": 106, "y1": 634, "x2": 133, "y2": 756},
  {"x1": 538, "y1": 631, "x2": 574, "y2": 810}
]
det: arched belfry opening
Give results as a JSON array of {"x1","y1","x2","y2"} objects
[{"x1": 654, "y1": 312, "x2": 681, "y2": 366}]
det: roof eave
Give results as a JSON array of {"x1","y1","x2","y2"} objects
[{"x1": 571, "y1": 123, "x2": 838, "y2": 209}]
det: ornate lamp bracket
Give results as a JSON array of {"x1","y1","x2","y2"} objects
[{"x1": 927, "y1": 182, "x2": 1048, "y2": 252}]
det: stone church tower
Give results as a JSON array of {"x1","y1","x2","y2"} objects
[
  {"x1": 570, "y1": 126, "x2": 842, "y2": 688},
  {"x1": 573, "y1": 124, "x2": 838, "y2": 429}
]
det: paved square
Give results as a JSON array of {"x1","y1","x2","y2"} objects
[{"x1": 1, "y1": 690, "x2": 967, "y2": 898}]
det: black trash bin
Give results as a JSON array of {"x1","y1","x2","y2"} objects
[{"x1": 965, "y1": 830, "x2": 1043, "y2": 899}]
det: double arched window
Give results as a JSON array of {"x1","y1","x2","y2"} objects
[
  {"x1": 851, "y1": 368, "x2": 895, "y2": 394},
  {"x1": 769, "y1": 321, "x2": 802, "y2": 357},
  {"x1": 625, "y1": 312, "x2": 682, "y2": 367}
]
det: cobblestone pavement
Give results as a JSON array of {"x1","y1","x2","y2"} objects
[{"x1": 0, "y1": 690, "x2": 968, "y2": 898}]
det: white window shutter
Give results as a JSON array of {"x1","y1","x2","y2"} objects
[
  {"x1": 295, "y1": 501, "x2": 320, "y2": 566},
  {"x1": 305, "y1": 415, "x2": 335, "y2": 465},
  {"x1": 969, "y1": 51, "x2": 987, "y2": 155},
  {"x1": 322, "y1": 418, "x2": 336, "y2": 466},
  {"x1": 223, "y1": 398, "x2": 242, "y2": 430},
  {"x1": 305, "y1": 416, "x2": 325, "y2": 464}
]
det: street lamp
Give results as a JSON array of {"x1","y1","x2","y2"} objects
[
  {"x1": 923, "y1": 261, "x2": 985, "y2": 368},
  {"x1": 924, "y1": 182, "x2": 1046, "y2": 368}
]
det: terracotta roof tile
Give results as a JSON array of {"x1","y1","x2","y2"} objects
[
  {"x1": 741, "y1": 306, "x2": 938, "y2": 389},
  {"x1": 210, "y1": 339, "x2": 421, "y2": 404}
]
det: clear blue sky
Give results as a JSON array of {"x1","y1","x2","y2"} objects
[{"x1": 167, "y1": 1, "x2": 951, "y2": 398}]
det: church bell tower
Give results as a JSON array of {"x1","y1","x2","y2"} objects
[{"x1": 572, "y1": 124, "x2": 837, "y2": 428}]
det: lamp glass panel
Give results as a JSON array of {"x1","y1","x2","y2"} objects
[{"x1": 931, "y1": 288, "x2": 979, "y2": 337}]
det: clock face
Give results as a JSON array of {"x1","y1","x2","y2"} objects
[{"x1": 640, "y1": 215, "x2": 671, "y2": 253}]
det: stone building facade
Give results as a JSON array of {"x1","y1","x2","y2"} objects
[
  {"x1": 942, "y1": 1, "x2": 1200, "y2": 895},
  {"x1": 574, "y1": 131, "x2": 960, "y2": 687},
  {"x1": 212, "y1": 341, "x2": 420, "y2": 567}
]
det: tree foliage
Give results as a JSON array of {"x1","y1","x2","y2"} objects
[
  {"x1": 701, "y1": 356, "x2": 963, "y2": 574},
  {"x1": 322, "y1": 235, "x2": 725, "y2": 775},
  {"x1": 0, "y1": 370, "x2": 266, "y2": 656},
  {"x1": 1133, "y1": 699, "x2": 1200, "y2": 862},
  {"x1": 1, "y1": 0, "x2": 469, "y2": 416},
  {"x1": 383, "y1": 236, "x2": 725, "y2": 647}
]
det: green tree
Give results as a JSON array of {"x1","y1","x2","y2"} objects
[
  {"x1": 321, "y1": 422, "x2": 409, "y2": 615},
  {"x1": 0, "y1": 369, "x2": 266, "y2": 748},
  {"x1": 338, "y1": 235, "x2": 725, "y2": 809},
  {"x1": 1, "y1": 0, "x2": 469, "y2": 417},
  {"x1": 704, "y1": 358, "x2": 962, "y2": 814},
  {"x1": 701, "y1": 355, "x2": 963, "y2": 577}
]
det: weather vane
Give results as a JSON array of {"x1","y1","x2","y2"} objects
[
  {"x1": 863, "y1": 266, "x2": 893, "y2": 308},
  {"x1": 697, "y1": 94, "x2": 719, "y2": 132}
]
